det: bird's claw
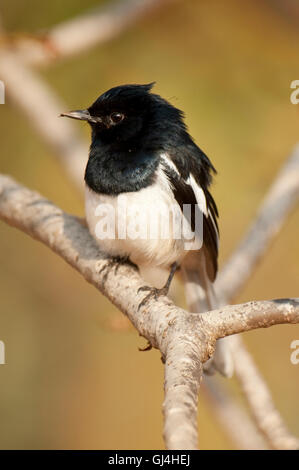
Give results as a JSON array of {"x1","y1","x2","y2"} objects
[
  {"x1": 99, "y1": 256, "x2": 136, "y2": 283},
  {"x1": 138, "y1": 341, "x2": 152, "y2": 352},
  {"x1": 137, "y1": 285, "x2": 169, "y2": 310}
]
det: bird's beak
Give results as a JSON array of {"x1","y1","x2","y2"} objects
[{"x1": 60, "y1": 109, "x2": 97, "y2": 123}]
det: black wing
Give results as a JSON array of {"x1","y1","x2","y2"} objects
[{"x1": 162, "y1": 159, "x2": 219, "y2": 281}]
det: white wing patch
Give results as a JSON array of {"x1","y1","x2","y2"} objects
[{"x1": 187, "y1": 174, "x2": 208, "y2": 216}]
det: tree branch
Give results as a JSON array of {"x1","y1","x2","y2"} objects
[
  {"x1": 0, "y1": 173, "x2": 298, "y2": 449},
  {"x1": 0, "y1": 173, "x2": 208, "y2": 450},
  {"x1": 204, "y1": 299, "x2": 299, "y2": 336}
]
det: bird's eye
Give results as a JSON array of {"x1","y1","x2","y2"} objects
[{"x1": 110, "y1": 112, "x2": 125, "y2": 124}]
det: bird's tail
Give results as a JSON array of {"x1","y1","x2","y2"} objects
[{"x1": 181, "y1": 256, "x2": 234, "y2": 378}]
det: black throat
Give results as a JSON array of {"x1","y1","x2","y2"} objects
[{"x1": 84, "y1": 138, "x2": 160, "y2": 195}]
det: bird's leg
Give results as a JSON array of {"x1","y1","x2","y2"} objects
[
  {"x1": 163, "y1": 261, "x2": 178, "y2": 292},
  {"x1": 137, "y1": 262, "x2": 178, "y2": 310}
]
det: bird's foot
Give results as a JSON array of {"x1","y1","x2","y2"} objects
[
  {"x1": 99, "y1": 255, "x2": 137, "y2": 283},
  {"x1": 137, "y1": 285, "x2": 169, "y2": 310},
  {"x1": 137, "y1": 262, "x2": 178, "y2": 310}
]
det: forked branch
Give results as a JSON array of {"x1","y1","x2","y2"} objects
[{"x1": 0, "y1": 174, "x2": 298, "y2": 449}]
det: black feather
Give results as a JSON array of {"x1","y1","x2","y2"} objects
[{"x1": 162, "y1": 163, "x2": 218, "y2": 281}]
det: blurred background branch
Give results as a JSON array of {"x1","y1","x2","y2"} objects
[
  {"x1": 0, "y1": 0, "x2": 175, "y2": 66},
  {"x1": 202, "y1": 376, "x2": 266, "y2": 450},
  {"x1": 214, "y1": 146, "x2": 299, "y2": 449},
  {"x1": 216, "y1": 146, "x2": 299, "y2": 304},
  {"x1": 230, "y1": 335, "x2": 299, "y2": 450},
  {"x1": 0, "y1": 51, "x2": 87, "y2": 188}
]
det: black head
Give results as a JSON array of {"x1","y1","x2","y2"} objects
[
  {"x1": 61, "y1": 82, "x2": 185, "y2": 147},
  {"x1": 61, "y1": 83, "x2": 215, "y2": 195},
  {"x1": 87, "y1": 83, "x2": 154, "y2": 142}
]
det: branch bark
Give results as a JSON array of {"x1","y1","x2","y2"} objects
[{"x1": 0, "y1": 173, "x2": 298, "y2": 449}]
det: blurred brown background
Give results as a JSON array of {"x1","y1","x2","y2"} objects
[{"x1": 0, "y1": 0, "x2": 298, "y2": 449}]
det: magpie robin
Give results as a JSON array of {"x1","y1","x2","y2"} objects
[{"x1": 61, "y1": 83, "x2": 233, "y2": 377}]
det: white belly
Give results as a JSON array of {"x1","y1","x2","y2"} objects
[{"x1": 84, "y1": 168, "x2": 188, "y2": 271}]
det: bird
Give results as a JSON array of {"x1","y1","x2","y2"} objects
[{"x1": 61, "y1": 83, "x2": 233, "y2": 377}]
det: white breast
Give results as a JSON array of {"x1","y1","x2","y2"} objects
[
  {"x1": 85, "y1": 159, "x2": 207, "y2": 289},
  {"x1": 85, "y1": 165, "x2": 188, "y2": 270}
]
